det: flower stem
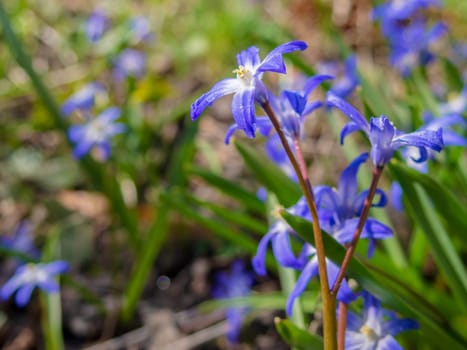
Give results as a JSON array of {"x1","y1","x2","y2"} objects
[
  {"x1": 337, "y1": 301, "x2": 347, "y2": 350},
  {"x1": 331, "y1": 165, "x2": 384, "y2": 295},
  {"x1": 261, "y1": 101, "x2": 337, "y2": 350}
]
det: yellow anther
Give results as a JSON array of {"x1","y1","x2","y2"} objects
[
  {"x1": 360, "y1": 325, "x2": 378, "y2": 341},
  {"x1": 233, "y1": 65, "x2": 247, "y2": 78}
]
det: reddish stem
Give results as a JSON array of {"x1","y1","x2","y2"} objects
[{"x1": 337, "y1": 301, "x2": 348, "y2": 350}]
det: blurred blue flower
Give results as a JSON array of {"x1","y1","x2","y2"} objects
[
  {"x1": 129, "y1": 16, "x2": 152, "y2": 43},
  {"x1": 311, "y1": 153, "x2": 392, "y2": 257},
  {"x1": 318, "y1": 56, "x2": 359, "y2": 99},
  {"x1": 0, "y1": 261, "x2": 68, "y2": 307},
  {"x1": 439, "y1": 86, "x2": 467, "y2": 115},
  {"x1": 212, "y1": 261, "x2": 254, "y2": 344},
  {"x1": 191, "y1": 41, "x2": 308, "y2": 138},
  {"x1": 387, "y1": 19, "x2": 447, "y2": 76},
  {"x1": 1, "y1": 221, "x2": 39, "y2": 261},
  {"x1": 68, "y1": 107, "x2": 126, "y2": 160},
  {"x1": 286, "y1": 244, "x2": 357, "y2": 316},
  {"x1": 345, "y1": 291, "x2": 418, "y2": 349},
  {"x1": 113, "y1": 49, "x2": 146, "y2": 80},
  {"x1": 61, "y1": 82, "x2": 105, "y2": 117},
  {"x1": 372, "y1": 0, "x2": 441, "y2": 36},
  {"x1": 326, "y1": 92, "x2": 444, "y2": 166},
  {"x1": 85, "y1": 10, "x2": 108, "y2": 43}
]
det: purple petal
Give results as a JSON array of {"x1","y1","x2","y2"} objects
[
  {"x1": 191, "y1": 79, "x2": 241, "y2": 120},
  {"x1": 68, "y1": 125, "x2": 86, "y2": 143},
  {"x1": 236, "y1": 46, "x2": 261, "y2": 67},
  {"x1": 340, "y1": 122, "x2": 363, "y2": 144},
  {"x1": 303, "y1": 74, "x2": 334, "y2": 97},
  {"x1": 44, "y1": 261, "x2": 69, "y2": 275},
  {"x1": 283, "y1": 90, "x2": 307, "y2": 115},
  {"x1": 392, "y1": 128, "x2": 443, "y2": 152},
  {"x1": 251, "y1": 232, "x2": 276, "y2": 276},
  {"x1": 301, "y1": 101, "x2": 323, "y2": 117},
  {"x1": 286, "y1": 256, "x2": 319, "y2": 316},
  {"x1": 327, "y1": 92, "x2": 370, "y2": 134},
  {"x1": 271, "y1": 232, "x2": 304, "y2": 269},
  {"x1": 375, "y1": 335, "x2": 404, "y2": 350},
  {"x1": 15, "y1": 285, "x2": 35, "y2": 307},
  {"x1": 97, "y1": 106, "x2": 121, "y2": 123},
  {"x1": 257, "y1": 41, "x2": 308, "y2": 74},
  {"x1": 362, "y1": 291, "x2": 383, "y2": 329},
  {"x1": 338, "y1": 153, "x2": 369, "y2": 206},
  {"x1": 37, "y1": 280, "x2": 60, "y2": 293},
  {"x1": 224, "y1": 124, "x2": 239, "y2": 144},
  {"x1": 73, "y1": 140, "x2": 94, "y2": 159},
  {"x1": 231, "y1": 89, "x2": 256, "y2": 138},
  {"x1": 382, "y1": 318, "x2": 419, "y2": 336},
  {"x1": 390, "y1": 182, "x2": 404, "y2": 211},
  {"x1": 346, "y1": 310, "x2": 363, "y2": 331}
]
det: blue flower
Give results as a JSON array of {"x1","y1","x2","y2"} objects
[
  {"x1": 1, "y1": 221, "x2": 39, "y2": 261},
  {"x1": 345, "y1": 291, "x2": 418, "y2": 350},
  {"x1": 0, "y1": 261, "x2": 69, "y2": 307},
  {"x1": 318, "y1": 56, "x2": 359, "y2": 99},
  {"x1": 286, "y1": 245, "x2": 357, "y2": 316},
  {"x1": 191, "y1": 41, "x2": 308, "y2": 138},
  {"x1": 68, "y1": 107, "x2": 126, "y2": 160},
  {"x1": 85, "y1": 10, "x2": 108, "y2": 43},
  {"x1": 387, "y1": 19, "x2": 447, "y2": 76},
  {"x1": 61, "y1": 82, "x2": 105, "y2": 117},
  {"x1": 326, "y1": 92, "x2": 444, "y2": 166},
  {"x1": 439, "y1": 85, "x2": 467, "y2": 115},
  {"x1": 372, "y1": 0, "x2": 441, "y2": 36},
  {"x1": 311, "y1": 153, "x2": 392, "y2": 257},
  {"x1": 113, "y1": 49, "x2": 146, "y2": 80},
  {"x1": 129, "y1": 16, "x2": 152, "y2": 43},
  {"x1": 212, "y1": 261, "x2": 254, "y2": 343}
]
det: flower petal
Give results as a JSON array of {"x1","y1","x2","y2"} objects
[
  {"x1": 392, "y1": 128, "x2": 444, "y2": 153},
  {"x1": 382, "y1": 318, "x2": 419, "y2": 336},
  {"x1": 286, "y1": 256, "x2": 319, "y2": 316},
  {"x1": 191, "y1": 78, "x2": 241, "y2": 120},
  {"x1": 303, "y1": 74, "x2": 334, "y2": 97},
  {"x1": 231, "y1": 88, "x2": 256, "y2": 138},
  {"x1": 338, "y1": 153, "x2": 369, "y2": 208},
  {"x1": 257, "y1": 41, "x2": 308, "y2": 74},
  {"x1": 271, "y1": 231, "x2": 304, "y2": 269},
  {"x1": 375, "y1": 335, "x2": 403, "y2": 350},
  {"x1": 327, "y1": 92, "x2": 370, "y2": 134},
  {"x1": 15, "y1": 284, "x2": 35, "y2": 307},
  {"x1": 252, "y1": 232, "x2": 276, "y2": 276}
]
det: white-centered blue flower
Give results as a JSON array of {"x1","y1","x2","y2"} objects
[
  {"x1": 191, "y1": 41, "x2": 308, "y2": 138},
  {"x1": 345, "y1": 291, "x2": 418, "y2": 350},
  {"x1": 0, "y1": 261, "x2": 69, "y2": 307}
]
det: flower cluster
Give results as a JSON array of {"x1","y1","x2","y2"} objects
[{"x1": 372, "y1": 0, "x2": 447, "y2": 75}]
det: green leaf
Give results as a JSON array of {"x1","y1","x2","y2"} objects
[
  {"x1": 390, "y1": 163, "x2": 467, "y2": 307},
  {"x1": 188, "y1": 166, "x2": 265, "y2": 214},
  {"x1": 441, "y1": 57, "x2": 464, "y2": 92},
  {"x1": 275, "y1": 318, "x2": 323, "y2": 350},
  {"x1": 234, "y1": 140, "x2": 301, "y2": 207},
  {"x1": 389, "y1": 161, "x2": 467, "y2": 237}
]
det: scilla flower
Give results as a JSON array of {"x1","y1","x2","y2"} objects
[
  {"x1": 113, "y1": 49, "x2": 146, "y2": 80},
  {"x1": 191, "y1": 41, "x2": 308, "y2": 138},
  {"x1": 326, "y1": 92, "x2": 444, "y2": 167},
  {"x1": 61, "y1": 82, "x2": 105, "y2": 117},
  {"x1": 0, "y1": 261, "x2": 69, "y2": 307},
  {"x1": 85, "y1": 10, "x2": 108, "y2": 43},
  {"x1": 68, "y1": 107, "x2": 125, "y2": 160},
  {"x1": 1, "y1": 221, "x2": 39, "y2": 261},
  {"x1": 345, "y1": 291, "x2": 418, "y2": 350}
]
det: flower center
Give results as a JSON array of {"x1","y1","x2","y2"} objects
[
  {"x1": 360, "y1": 325, "x2": 379, "y2": 341},
  {"x1": 233, "y1": 65, "x2": 253, "y2": 85},
  {"x1": 86, "y1": 119, "x2": 107, "y2": 142}
]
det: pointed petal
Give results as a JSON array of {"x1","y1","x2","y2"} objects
[
  {"x1": 303, "y1": 74, "x2": 334, "y2": 97},
  {"x1": 271, "y1": 232, "x2": 304, "y2": 269},
  {"x1": 392, "y1": 128, "x2": 443, "y2": 152},
  {"x1": 327, "y1": 92, "x2": 370, "y2": 134},
  {"x1": 283, "y1": 90, "x2": 307, "y2": 115},
  {"x1": 390, "y1": 182, "x2": 404, "y2": 211},
  {"x1": 286, "y1": 257, "x2": 319, "y2": 316},
  {"x1": 340, "y1": 122, "x2": 362, "y2": 144},
  {"x1": 68, "y1": 125, "x2": 86, "y2": 143},
  {"x1": 382, "y1": 318, "x2": 419, "y2": 336},
  {"x1": 236, "y1": 46, "x2": 261, "y2": 67},
  {"x1": 362, "y1": 291, "x2": 383, "y2": 329},
  {"x1": 232, "y1": 89, "x2": 256, "y2": 138},
  {"x1": 73, "y1": 140, "x2": 94, "y2": 159},
  {"x1": 338, "y1": 153, "x2": 368, "y2": 205},
  {"x1": 376, "y1": 335, "x2": 403, "y2": 350},
  {"x1": 257, "y1": 41, "x2": 308, "y2": 74},
  {"x1": 44, "y1": 261, "x2": 69, "y2": 275},
  {"x1": 301, "y1": 101, "x2": 322, "y2": 118},
  {"x1": 191, "y1": 79, "x2": 241, "y2": 120},
  {"x1": 252, "y1": 232, "x2": 276, "y2": 276},
  {"x1": 15, "y1": 285, "x2": 35, "y2": 307}
]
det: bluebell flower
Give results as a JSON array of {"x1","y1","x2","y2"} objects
[
  {"x1": 311, "y1": 153, "x2": 392, "y2": 257},
  {"x1": 326, "y1": 92, "x2": 444, "y2": 167},
  {"x1": 85, "y1": 10, "x2": 108, "y2": 43},
  {"x1": 387, "y1": 19, "x2": 447, "y2": 76},
  {"x1": 129, "y1": 16, "x2": 152, "y2": 43},
  {"x1": 68, "y1": 107, "x2": 126, "y2": 160},
  {"x1": 1, "y1": 221, "x2": 39, "y2": 261},
  {"x1": 0, "y1": 261, "x2": 69, "y2": 307},
  {"x1": 61, "y1": 82, "x2": 105, "y2": 117},
  {"x1": 286, "y1": 244, "x2": 357, "y2": 316},
  {"x1": 318, "y1": 56, "x2": 359, "y2": 99},
  {"x1": 113, "y1": 49, "x2": 146, "y2": 80},
  {"x1": 212, "y1": 261, "x2": 254, "y2": 343},
  {"x1": 345, "y1": 291, "x2": 419, "y2": 349},
  {"x1": 372, "y1": 0, "x2": 441, "y2": 36},
  {"x1": 191, "y1": 41, "x2": 308, "y2": 138}
]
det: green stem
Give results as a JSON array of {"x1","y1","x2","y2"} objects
[
  {"x1": 261, "y1": 101, "x2": 337, "y2": 350},
  {"x1": 331, "y1": 165, "x2": 384, "y2": 295},
  {"x1": 0, "y1": 2, "x2": 138, "y2": 248}
]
